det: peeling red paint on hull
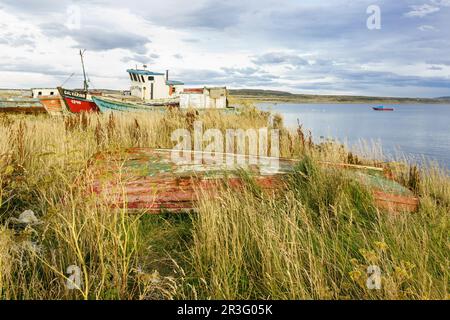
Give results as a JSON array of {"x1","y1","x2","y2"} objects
[
  {"x1": 90, "y1": 149, "x2": 289, "y2": 212},
  {"x1": 90, "y1": 148, "x2": 419, "y2": 213},
  {"x1": 92, "y1": 176, "x2": 284, "y2": 211},
  {"x1": 58, "y1": 87, "x2": 99, "y2": 113},
  {"x1": 39, "y1": 96, "x2": 64, "y2": 115},
  {"x1": 63, "y1": 97, "x2": 98, "y2": 113},
  {"x1": 372, "y1": 191, "x2": 419, "y2": 213}
]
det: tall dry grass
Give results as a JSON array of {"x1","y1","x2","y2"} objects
[
  {"x1": 0, "y1": 107, "x2": 448, "y2": 300},
  {"x1": 183, "y1": 156, "x2": 449, "y2": 300},
  {"x1": 0, "y1": 108, "x2": 272, "y2": 299}
]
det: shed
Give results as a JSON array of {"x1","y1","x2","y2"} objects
[{"x1": 180, "y1": 87, "x2": 228, "y2": 109}]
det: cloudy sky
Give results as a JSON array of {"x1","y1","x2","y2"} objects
[{"x1": 0, "y1": 0, "x2": 449, "y2": 97}]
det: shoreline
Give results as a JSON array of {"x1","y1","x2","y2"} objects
[{"x1": 231, "y1": 96, "x2": 450, "y2": 105}]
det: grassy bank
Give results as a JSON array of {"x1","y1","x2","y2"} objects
[{"x1": 0, "y1": 108, "x2": 448, "y2": 300}]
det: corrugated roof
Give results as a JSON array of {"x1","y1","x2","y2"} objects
[
  {"x1": 127, "y1": 69, "x2": 165, "y2": 76},
  {"x1": 166, "y1": 80, "x2": 184, "y2": 85}
]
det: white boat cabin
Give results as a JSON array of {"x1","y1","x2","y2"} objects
[{"x1": 127, "y1": 69, "x2": 184, "y2": 101}]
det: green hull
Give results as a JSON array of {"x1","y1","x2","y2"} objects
[
  {"x1": 92, "y1": 96, "x2": 175, "y2": 113},
  {"x1": 93, "y1": 96, "x2": 238, "y2": 114}
]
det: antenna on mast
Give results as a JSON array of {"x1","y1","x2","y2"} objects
[{"x1": 80, "y1": 49, "x2": 89, "y2": 92}]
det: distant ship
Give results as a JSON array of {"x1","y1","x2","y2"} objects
[{"x1": 373, "y1": 106, "x2": 394, "y2": 111}]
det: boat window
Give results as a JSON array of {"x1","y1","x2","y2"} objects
[
  {"x1": 38, "y1": 92, "x2": 42, "y2": 96},
  {"x1": 148, "y1": 76, "x2": 154, "y2": 81},
  {"x1": 141, "y1": 75, "x2": 145, "y2": 83},
  {"x1": 129, "y1": 73, "x2": 133, "y2": 81},
  {"x1": 50, "y1": 92, "x2": 54, "y2": 95}
]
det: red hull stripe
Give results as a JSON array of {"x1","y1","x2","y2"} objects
[{"x1": 64, "y1": 97, "x2": 98, "y2": 113}]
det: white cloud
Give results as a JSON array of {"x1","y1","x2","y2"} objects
[
  {"x1": 405, "y1": 4, "x2": 440, "y2": 17},
  {"x1": 1, "y1": 1, "x2": 450, "y2": 97},
  {"x1": 431, "y1": 0, "x2": 450, "y2": 7},
  {"x1": 418, "y1": 25, "x2": 437, "y2": 31}
]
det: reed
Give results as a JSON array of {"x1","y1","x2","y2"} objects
[{"x1": 0, "y1": 106, "x2": 448, "y2": 300}]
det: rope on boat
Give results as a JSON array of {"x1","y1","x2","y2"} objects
[{"x1": 60, "y1": 72, "x2": 75, "y2": 87}]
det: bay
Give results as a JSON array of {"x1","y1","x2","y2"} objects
[{"x1": 258, "y1": 103, "x2": 450, "y2": 169}]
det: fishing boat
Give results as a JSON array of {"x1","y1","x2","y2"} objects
[
  {"x1": 92, "y1": 95, "x2": 179, "y2": 113},
  {"x1": 93, "y1": 95, "x2": 238, "y2": 114},
  {"x1": 0, "y1": 98, "x2": 46, "y2": 114},
  {"x1": 58, "y1": 87, "x2": 100, "y2": 113},
  {"x1": 90, "y1": 148, "x2": 419, "y2": 213},
  {"x1": 58, "y1": 50, "x2": 99, "y2": 113},
  {"x1": 373, "y1": 106, "x2": 394, "y2": 111}
]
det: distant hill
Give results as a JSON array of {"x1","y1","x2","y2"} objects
[
  {"x1": 229, "y1": 89, "x2": 450, "y2": 104},
  {"x1": 229, "y1": 89, "x2": 293, "y2": 97}
]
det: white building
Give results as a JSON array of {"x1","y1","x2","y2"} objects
[
  {"x1": 31, "y1": 88, "x2": 59, "y2": 98},
  {"x1": 180, "y1": 87, "x2": 228, "y2": 109},
  {"x1": 127, "y1": 69, "x2": 184, "y2": 101}
]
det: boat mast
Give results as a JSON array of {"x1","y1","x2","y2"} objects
[{"x1": 80, "y1": 49, "x2": 89, "y2": 92}]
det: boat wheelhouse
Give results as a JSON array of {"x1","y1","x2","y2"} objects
[{"x1": 127, "y1": 69, "x2": 184, "y2": 102}]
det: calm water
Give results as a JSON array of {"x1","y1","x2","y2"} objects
[{"x1": 258, "y1": 103, "x2": 450, "y2": 169}]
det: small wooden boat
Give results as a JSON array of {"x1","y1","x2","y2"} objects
[
  {"x1": 90, "y1": 148, "x2": 419, "y2": 213},
  {"x1": 92, "y1": 95, "x2": 179, "y2": 113},
  {"x1": 90, "y1": 149, "x2": 290, "y2": 212},
  {"x1": 38, "y1": 95, "x2": 66, "y2": 115},
  {"x1": 0, "y1": 98, "x2": 46, "y2": 114},
  {"x1": 373, "y1": 106, "x2": 394, "y2": 111}
]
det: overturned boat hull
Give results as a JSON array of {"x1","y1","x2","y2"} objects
[
  {"x1": 90, "y1": 148, "x2": 419, "y2": 213},
  {"x1": 0, "y1": 98, "x2": 46, "y2": 114}
]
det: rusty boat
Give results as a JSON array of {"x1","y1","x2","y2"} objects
[
  {"x1": 0, "y1": 98, "x2": 46, "y2": 114},
  {"x1": 38, "y1": 95, "x2": 67, "y2": 115},
  {"x1": 90, "y1": 148, "x2": 419, "y2": 214}
]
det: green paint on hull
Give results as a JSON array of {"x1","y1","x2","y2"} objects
[
  {"x1": 93, "y1": 96, "x2": 239, "y2": 114},
  {"x1": 92, "y1": 96, "x2": 168, "y2": 113}
]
